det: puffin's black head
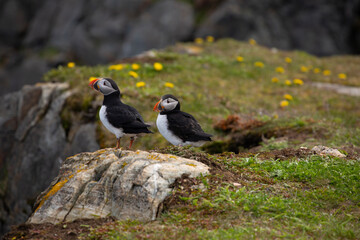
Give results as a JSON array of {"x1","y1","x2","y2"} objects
[
  {"x1": 89, "y1": 78, "x2": 120, "y2": 95},
  {"x1": 153, "y1": 94, "x2": 180, "y2": 112}
]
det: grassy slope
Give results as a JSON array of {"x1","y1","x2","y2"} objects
[
  {"x1": 45, "y1": 39, "x2": 360, "y2": 150},
  {"x1": 41, "y1": 39, "x2": 360, "y2": 239}
]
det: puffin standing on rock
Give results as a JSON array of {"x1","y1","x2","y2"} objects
[
  {"x1": 153, "y1": 94, "x2": 212, "y2": 147},
  {"x1": 89, "y1": 78, "x2": 152, "y2": 149}
]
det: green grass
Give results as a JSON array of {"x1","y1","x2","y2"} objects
[{"x1": 82, "y1": 151, "x2": 360, "y2": 239}]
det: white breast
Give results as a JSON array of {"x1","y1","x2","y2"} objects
[
  {"x1": 156, "y1": 114, "x2": 184, "y2": 146},
  {"x1": 99, "y1": 105, "x2": 124, "y2": 139}
]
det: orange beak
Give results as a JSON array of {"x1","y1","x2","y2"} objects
[
  {"x1": 153, "y1": 100, "x2": 161, "y2": 112},
  {"x1": 89, "y1": 78, "x2": 99, "y2": 90}
]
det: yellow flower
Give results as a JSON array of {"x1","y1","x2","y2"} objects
[
  {"x1": 300, "y1": 66, "x2": 308, "y2": 72},
  {"x1": 285, "y1": 57, "x2": 292, "y2": 63},
  {"x1": 206, "y1": 36, "x2": 214, "y2": 42},
  {"x1": 236, "y1": 56, "x2": 244, "y2": 62},
  {"x1": 164, "y1": 82, "x2": 174, "y2": 88},
  {"x1": 108, "y1": 64, "x2": 123, "y2": 70},
  {"x1": 283, "y1": 94, "x2": 293, "y2": 101},
  {"x1": 313, "y1": 68, "x2": 321, "y2": 74},
  {"x1": 280, "y1": 100, "x2": 289, "y2": 107},
  {"x1": 323, "y1": 70, "x2": 331, "y2": 76},
  {"x1": 195, "y1": 37, "x2": 204, "y2": 44},
  {"x1": 89, "y1": 77, "x2": 98, "y2": 82},
  {"x1": 249, "y1": 38, "x2": 257, "y2": 45},
  {"x1": 338, "y1": 73, "x2": 347, "y2": 79},
  {"x1": 254, "y1": 61, "x2": 264, "y2": 68},
  {"x1": 67, "y1": 62, "x2": 75, "y2": 68},
  {"x1": 131, "y1": 63, "x2": 140, "y2": 70},
  {"x1": 275, "y1": 66, "x2": 285, "y2": 73},
  {"x1": 293, "y1": 79, "x2": 304, "y2": 85},
  {"x1": 136, "y1": 81, "x2": 146, "y2": 88},
  {"x1": 154, "y1": 62, "x2": 163, "y2": 71},
  {"x1": 271, "y1": 77, "x2": 279, "y2": 83},
  {"x1": 129, "y1": 71, "x2": 139, "y2": 78},
  {"x1": 285, "y1": 80, "x2": 292, "y2": 86}
]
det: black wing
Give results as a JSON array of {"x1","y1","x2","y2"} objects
[
  {"x1": 123, "y1": 104, "x2": 150, "y2": 127},
  {"x1": 166, "y1": 111, "x2": 212, "y2": 142},
  {"x1": 106, "y1": 104, "x2": 152, "y2": 134}
]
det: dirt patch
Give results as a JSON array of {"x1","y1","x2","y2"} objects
[
  {"x1": 3, "y1": 218, "x2": 115, "y2": 240},
  {"x1": 206, "y1": 115, "x2": 327, "y2": 154},
  {"x1": 342, "y1": 145, "x2": 360, "y2": 160},
  {"x1": 255, "y1": 148, "x2": 314, "y2": 161},
  {"x1": 117, "y1": 54, "x2": 175, "y2": 64},
  {"x1": 213, "y1": 114, "x2": 265, "y2": 133}
]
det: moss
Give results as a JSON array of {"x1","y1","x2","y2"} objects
[
  {"x1": 35, "y1": 175, "x2": 74, "y2": 212},
  {"x1": 38, "y1": 47, "x2": 60, "y2": 59},
  {"x1": 186, "y1": 163, "x2": 197, "y2": 167},
  {"x1": 60, "y1": 108, "x2": 72, "y2": 137}
]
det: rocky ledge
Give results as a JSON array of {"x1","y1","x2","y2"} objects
[{"x1": 27, "y1": 149, "x2": 209, "y2": 224}]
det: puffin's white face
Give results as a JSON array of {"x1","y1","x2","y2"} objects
[
  {"x1": 153, "y1": 95, "x2": 180, "y2": 112},
  {"x1": 90, "y1": 78, "x2": 118, "y2": 95},
  {"x1": 160, "y1": 97, "x2": 178, "y2": 111}
]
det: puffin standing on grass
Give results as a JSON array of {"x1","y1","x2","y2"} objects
[
  {"x1": 153, "y1": 94, "x2": 212, "y2": 147},
  {"x1": 89, "y1": 78, "x2": 152, "y2": 149}
]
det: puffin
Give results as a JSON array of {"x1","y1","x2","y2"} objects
[
  {"x1": 153, "y1": 94, "x2": 212, "y2": 147},
  {"x1": 89, "y1": 78, "x2": 152, "y2": 149}
]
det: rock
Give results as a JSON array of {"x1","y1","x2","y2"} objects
[
  {"x1": 24, "y1": 1, "x2": 60, "y2": 46},
  {"x1": 48, "y1": 0, "x2": 86, "y2": 50},
  {"x1": 121, "y1": 0, "x2": 194, "y2": 57},
  {"x1": 70, "y1": 24, "x2": 104, "y2": 65},
  {"x1": 28, "y1": 149, "x2": 209, "y2": 224},
  {"x1": 0, "y1": 55, "x2": 50, "y2": 96},
  {"x1": 0, "y1": 0, "x2": 27, "y2": 46},
  {"x1": 312, "y1": 146, "x2": 346, "y2": 158},
  {"x1": 0, "y1": 83, "x2": 72, "y2": 234},
  {"x1": 310, "y1": 82, "x2": 360, "y2": 97},
  {"x1": 196, "y1": 0, "x2": 359, "y2": 56},
  {"x1": 64, "y1": 123, "x2": 100, "y2": 157},
  {"x1": 0, "y1": 82, "x2": 111, "y2": 235}
]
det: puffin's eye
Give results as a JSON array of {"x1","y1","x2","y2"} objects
[{"x1": 166, "y1": 99, "x2": 169, "y2": 103}]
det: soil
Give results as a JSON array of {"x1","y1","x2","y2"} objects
[{"x1": 3, "y1": 218, "x2": 116, "y2": 240}]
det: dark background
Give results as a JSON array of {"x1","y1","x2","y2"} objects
[{"x1": 1, "y1": 0, "x2": 360, "y2": 97}]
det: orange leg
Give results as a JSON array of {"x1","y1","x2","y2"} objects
[
  {"x1": 115, "y1": 138, "x2": 121, "y2": 149},
  {"x1": 129, "y1": 137, "x2": 135, "y2": 149}
]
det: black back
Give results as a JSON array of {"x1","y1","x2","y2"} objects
[
  {"x1": 164, "y1": 110, "x2": 212, "y2": 142},
  {"x1": 103, "y1": 86, "x2": 151, "y2": 134}
]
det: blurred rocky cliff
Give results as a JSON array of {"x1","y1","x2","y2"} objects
[
  {"x1": 0, "y1": 83, "x2": 100, "y2": 235},
  {"x1": 1, "y1": 0, "x2": 360, "y2": 96}
]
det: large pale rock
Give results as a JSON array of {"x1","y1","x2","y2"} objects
[{"x1": 28, "y1": 149, "x2": 209, "y2": 224}]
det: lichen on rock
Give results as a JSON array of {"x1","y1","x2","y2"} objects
[{"x1": 28, "y1": 148, "x2": 209, "y2": 224}]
